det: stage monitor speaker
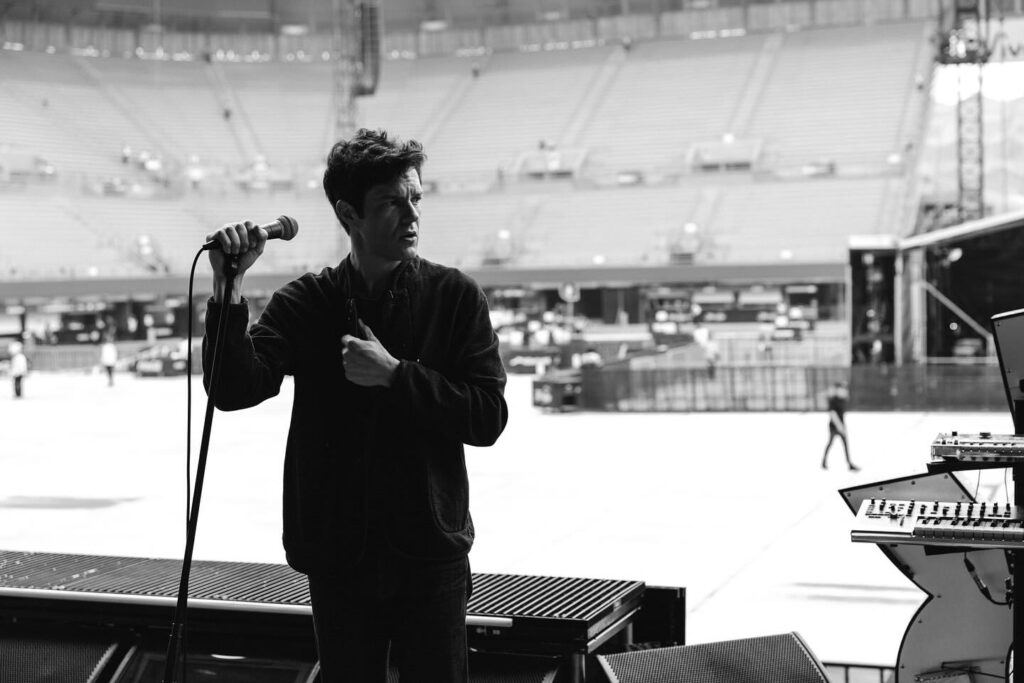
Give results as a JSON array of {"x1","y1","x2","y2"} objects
[
  {"x1": 120, "y1": 650, "x2": 317, "y2": 683},
  {"x1": 629, "y1": 585, "x2": 686, "y2": 648},
  {"x1": 1, "y1": 621, "x2": 317, "y2": 683},
  {"x1": 0, "y1": 631, "x2": 131, "y2": 683},
  {"x1": 381, "y1": 652, "x2": 562, "y2": 683},
  {"x1": 596, "y1": 632, "x2": 831, "y2": 683}
]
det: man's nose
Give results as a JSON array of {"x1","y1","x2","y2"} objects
[{"x1": 404, "y1": 200, "x2": 420, "y2": 221}]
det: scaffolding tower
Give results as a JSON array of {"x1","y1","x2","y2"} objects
[
  {"x1": 937, "y1": 0, "x2": 991, "y2": 223},
  {"x1": 331, "y1": 0, "x2": 359, "y2": 142}
]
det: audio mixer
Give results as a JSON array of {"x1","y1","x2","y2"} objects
[{"x1": 931, "y1": 432, "x2": 1024, "y2": 465}]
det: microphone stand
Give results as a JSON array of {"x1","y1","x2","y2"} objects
[{"x1": 161, "y1": 254, "x2": 240, "y2": 683}]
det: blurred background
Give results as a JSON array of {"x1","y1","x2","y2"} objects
[
  {"x1": 3, "y1": 2, "x2": 1024, "y2": 680},
  {"x1": 0, "y1": 0, "x2": 1022, "y2": 413}
]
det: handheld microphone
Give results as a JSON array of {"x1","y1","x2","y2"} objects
[{"x1": 202, "y1": 215, "x2": 298, "y2": 251}]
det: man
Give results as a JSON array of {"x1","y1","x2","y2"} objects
[
  {"x1": 202, "y1": 129, "x2": 508, "y2": 682},
  {"x1": 9, "y1": 341, "x2": 27, "y2": 399},
  {"x1": 100, "y1": 337, "x2": 118, "y2": 387},
  {"x1": 821, "y1": 381, "x2": 859, "y2": 471}
]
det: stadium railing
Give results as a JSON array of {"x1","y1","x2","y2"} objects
[
  {"x1": 579, "y1": 363, "x2": 1006, "y2": 412},
  {"x1": 822, "y1": 662, "x2": 896, "y2": 683}
]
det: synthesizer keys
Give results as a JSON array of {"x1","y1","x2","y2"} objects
[{"x1": 852, "y1": 498, "x2": 1024, "y2": 549}]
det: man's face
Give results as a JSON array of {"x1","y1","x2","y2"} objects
[{"x1": 349, "y1": 167, "x2": 422, "y2": 263}]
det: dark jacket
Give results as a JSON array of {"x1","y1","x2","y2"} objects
[{"x1": 203, "y1": 256, "x2": 508, "y2": 574}]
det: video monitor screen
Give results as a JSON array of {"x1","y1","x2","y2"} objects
[{"x1": 992, "y1": 308, "x2": 1024, "y2": 433}]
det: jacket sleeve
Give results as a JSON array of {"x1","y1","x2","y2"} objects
[
  {"x1": 202, "y1": 289, "x2": 302, "y2": 411},
  {"x1": 383, "y1": 288, "x2": 508, "y2": 447}
]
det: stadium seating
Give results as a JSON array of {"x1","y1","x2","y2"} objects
[
  {"x1": 706, "y1": 178, "x2": 891, "y2": 263},
  {"x1": 72, "y1": 193, "x2": 349, "y2": 275},
  {"x1": 84, "y1": 56, "x2": 246, "y2": 167},
  {"x1": 524, "y1": 184, "x2": 703, "y2": 266},
  {"x1": 424, "y1": 46, "x2": 615, "y2": 182},
  {"x1": 356, "y1": 55, "x2": 474, "y2": 146},
  {"x1": 219, "y1": 61, "x2": 334, "y2": 166},
  {"x1": 405, "y1": 191, "x2": 534, "y2": 268},
  {"x1": 0, "y1": 51, "x2": 142, "y2": 178},
  {"x1": 574, "y1": 34, "x2": 764, "y2": 172},
  {"x1": 0, "y1": 17, "x2": 941, "y2": 280},
  {"x1": 745, "y1": 22, "x2": 929, "y2": 170},
  {"x1": 0, "y1": 194, "x2": 144, "y2": 278}
]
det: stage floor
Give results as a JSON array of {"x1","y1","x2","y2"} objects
[{"x1": 0, "y1": 370, "x2": 1012, "y2": 665}]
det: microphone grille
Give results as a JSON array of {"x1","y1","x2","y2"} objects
[{"x1": 277, "y1": 215, "x2": 298, "y2": 240}]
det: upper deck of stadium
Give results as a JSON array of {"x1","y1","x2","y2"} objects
[{"x1": 0, "y1": 0, "x2": 1020, "y2": 284}]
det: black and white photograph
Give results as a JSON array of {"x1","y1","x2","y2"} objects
[{"x1": 2, "y1": 1, "x2": 1024, "y2": 681}]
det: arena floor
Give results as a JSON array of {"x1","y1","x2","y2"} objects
[{"x1": 0, "y1": 370, "x2": 1013, "y2": 666}]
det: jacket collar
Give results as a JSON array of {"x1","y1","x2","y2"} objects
[{"x1": 338, "y1": 255, "x2": 418, "y2": 299}]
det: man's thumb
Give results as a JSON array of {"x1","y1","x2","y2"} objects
[{"x1": 357, "y1": 318, "x2": 377, "y2": 340}]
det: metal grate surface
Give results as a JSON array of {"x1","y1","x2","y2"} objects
[
  {"x1": 0, "y1": 636, "x2": 121, "y2": 683},
  {"x1": 469, "y1": 572, "x2": 639, "y2": 622},
  {"x1": 0, "y1": 551, "x2": 642, "y2": 624},
  {"x1": 0, "y1": 551, "x2": 309, "y2": 605},
  {"x1": 598, "y1": 633, "x2": 831, "y2": 683}
]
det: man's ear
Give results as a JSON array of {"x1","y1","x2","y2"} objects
[{"x1": 335, "y1": 199, "x2": 359, "y2": 229}]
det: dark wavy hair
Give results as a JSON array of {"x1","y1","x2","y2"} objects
[{"x1": 323, "y1": 128, "x2": 426, "y2": 233}]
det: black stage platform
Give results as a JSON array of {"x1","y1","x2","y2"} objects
[{"x1": 0, "y1": 550, "x2": 647, "y2": 682}]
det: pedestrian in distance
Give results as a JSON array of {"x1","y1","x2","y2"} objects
[
  {"x1": 100, "y1": 338, "x2": 118, "y2": 387},
  {"x1": 821, "y1": 380, "x2": 859, "y2": 471},
  {"x1": 704, "y1": 334, "x2": 720, "y2": 380},
  {"x1": 9, "y1": 341, "x2": 27, "y2": 399},
  {"x1": 202, "y1": 128, "x2": 508, "y2": 683}
]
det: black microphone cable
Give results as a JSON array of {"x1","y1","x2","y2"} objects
[
  {"x1": 172, "y1": 247, "x2": 205, "y2": 683},
  {"x1": 172, "y1": 222, "x2": 294, "y2": 681},
  {"x1": 186, "y1": 251, "x2": 200, "y2": 533},
  {"x1": 963, "y1": 552, "x2": 1010, "y2": 606}
]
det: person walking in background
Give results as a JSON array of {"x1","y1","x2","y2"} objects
[
  {"x1": 100, "y1": 337, "x2": 118, "y2": 387},
  {"x1": 704, "y1": 334, "x2": 720, "y2": 380},
  {"x1": 822, "y1": 381, "x2": 859, "y2": 471},
  {"x1": 9, "y1": 341, "x2": 27, "y2": 399},
  {"x1": 202, "y1": 128, "x2": 508, "y2": 683}
]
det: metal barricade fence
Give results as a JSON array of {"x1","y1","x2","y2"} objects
[
  {"x1": 848, "y1": 363, "x2": 1005, "y2": 411},
  {"x1": 822, "y1": 662, "x2": 895, "y2": 683},
  {"x1": 580, "y1": 364, "x2": 1007, "y2": 412}
]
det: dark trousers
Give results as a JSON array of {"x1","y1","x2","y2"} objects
[
  {"x1": 821, "y1": 425, "x2": 852, "y2": 468},
  {"x1": 308, "y1": 552, "x2": 471, "y2": 683},
  {"x1": 12, "y1": 375, "x2": 22, "y2": 398}
]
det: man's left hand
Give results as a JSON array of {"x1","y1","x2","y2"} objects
[{"x1": 341, "y1": 319, "x2": 399, "y2": 387}]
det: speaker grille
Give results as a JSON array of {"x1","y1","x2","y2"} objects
[
  {"x1": 0, "y1": 551, "x2": 309, "y2": 606},
  {"x1": 598, "y1": 632, "x2": 830, "y2": 683},
  {"x1": 470, "y1": 573, "x2": 638, "y2": 621},
  {"x1": 0, "y1": 636, "x2": 119, "y2": 683},
  {"x1": 0, "y1": 552, "x2": 639, "y2": 621},
  {"x1": 386, "y1": 653, "x2": 561, "y2": 683},
  {"x1": 470, "y1": 652, "x2": 561, "y2": 683}
]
